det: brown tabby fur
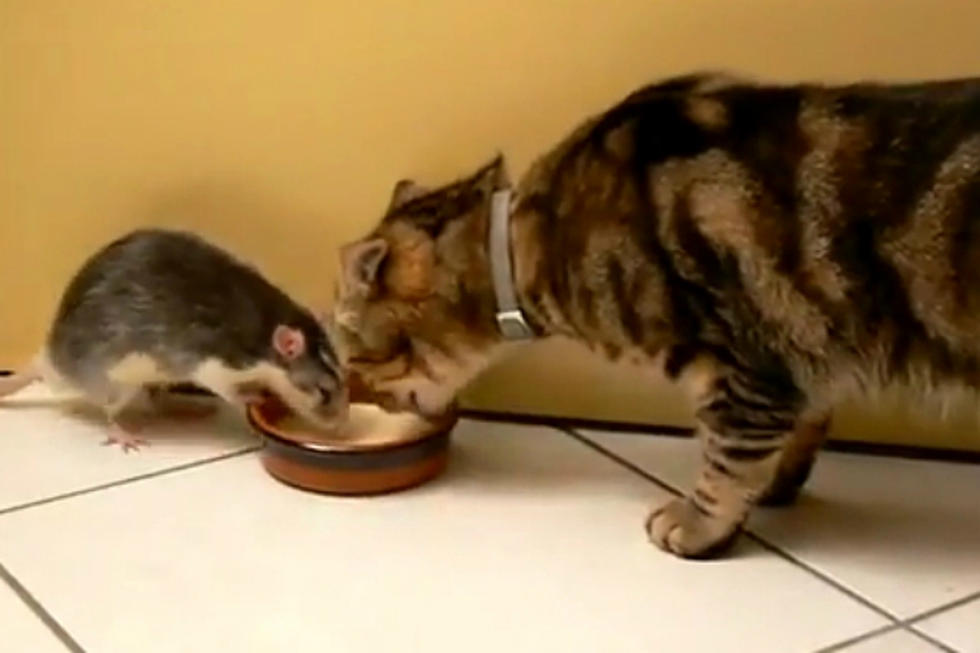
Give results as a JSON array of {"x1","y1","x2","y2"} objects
[{"x1": 332, "y1": 71, "x2": 980, "y2": 559}]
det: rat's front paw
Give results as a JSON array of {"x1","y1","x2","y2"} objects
[{"x1": 645, "y1": 498, "x2": 742, "y2": 559}]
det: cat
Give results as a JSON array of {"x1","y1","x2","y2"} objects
[{"x1": 330, "y1": 71, "x2": 980, "y2": 559}]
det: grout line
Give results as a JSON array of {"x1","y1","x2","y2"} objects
[
  {"x1": 811, "y1": 624, "x2": 904, "y2": 653},
  {"x1": 559, "y1": 426, "x2": 904, "y2": 626},
  {"x1": 0, "y1": 412, "x2": 969, "y2": 652},
  {"x1": 741, "y1": 530, "x2": 902, "y2": 623},
  {"x1": 903, "y1": 625, "x2": 960, "y2": 653},
  {"x1": 564, "y1": 425, "x2": 976, "y2": 653},
  {"x1": 903, "y1": 590, "x2": 980, "y2": 627},
  {"x1": 0, "y1": 446, "x2": 260, "y2": 518},
  {"x1": 558, "y1": 424, "x2": 684, "y2": 497},
  {"x1": 460, "y1": 409, "x2": 980, "y2": 465},
  {"x1": 0, "y1": 561, "x2": 86, "y2": 653},
  {"x1": 897, "y1": 590, "x2": 980, "y2": 653}
]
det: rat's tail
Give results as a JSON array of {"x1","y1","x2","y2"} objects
[{"x1": 0, "y1": 357, "x2": 44, "y2": 398}]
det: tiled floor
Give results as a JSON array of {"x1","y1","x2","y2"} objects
[{"x1": 0, "y1": 385, "x2": 977, "y2": 653}]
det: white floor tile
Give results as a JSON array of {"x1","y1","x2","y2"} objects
[
  {"x1": 0, "y1": 421, "x2": 884, "y2": 653},
  {"x1": 0, "y1": 384, "x2": 259, "y2": 512},
  {"x1": 579, "y1": 430, "x2": 980, "y2": 618},
  {"x1": 838, "y1": 629, "x2": 942, "y2": 652},
  {"x1": 0, "y1": 580, "x2": 67, "y2": 653},
  {"x1": 916, "y1": 597, "x2": 980, "y2": 652}
]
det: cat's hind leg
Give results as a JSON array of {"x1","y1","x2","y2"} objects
[{"x1": 756, "y1": 415, "x2": 830, "y2": 506}]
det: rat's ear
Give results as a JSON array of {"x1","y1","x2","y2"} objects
[
  {"x1": 272, "y1": 325, "x2": 307, "y2": 360},
  {"x1": 388, "y1": 179, "x2": 427, "y2": 212},
  {"x1": 340, "y1": 238, "x2": 389, "y2": 295}
]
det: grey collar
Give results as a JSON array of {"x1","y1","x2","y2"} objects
[{"x1": 489, "y1": 188, "x2": 534, "y2": 340}]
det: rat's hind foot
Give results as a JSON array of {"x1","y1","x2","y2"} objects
[{"x1": 102, "y1": 424, "x2": 148, "y2": 453}]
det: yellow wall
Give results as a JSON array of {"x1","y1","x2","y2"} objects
[{"x1": 3, "y1": 1, "x2": 979, "y2": 450}]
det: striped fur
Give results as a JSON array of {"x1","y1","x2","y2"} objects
[{"x1": 334, "y1": 71, "x2": 980, "y2": 558}]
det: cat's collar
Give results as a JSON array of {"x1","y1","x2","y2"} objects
[{"x1": 489, "y1": 188, "x2": 535, "y2": 340}]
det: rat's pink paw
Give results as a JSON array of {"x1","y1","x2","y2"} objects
[{"x1": 102, "y1": 426, "x2": 149, "y2": 453}]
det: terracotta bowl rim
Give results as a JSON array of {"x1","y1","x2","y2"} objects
[{"x1": 246, "y1": 400, "x2": 459, "y2": 456}]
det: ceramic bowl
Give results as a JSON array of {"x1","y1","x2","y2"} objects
[{"x1": 247, "y1": 392, "x2": 457, "y2": 496}]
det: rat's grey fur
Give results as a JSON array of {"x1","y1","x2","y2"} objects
[{"x1": 5, "y1": 229, "x2": 343, "y2": 425}]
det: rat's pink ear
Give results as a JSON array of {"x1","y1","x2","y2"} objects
[
  {"x1": 340, "y1": 238, "x2": 389, "y2": 295},
  {"x1": 272, "y1": 325, "x2": 307, "y2": 360}
]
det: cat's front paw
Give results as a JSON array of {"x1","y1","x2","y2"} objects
[{"x1": 645, "y1": 498, "x2": 742, "y2": 559}]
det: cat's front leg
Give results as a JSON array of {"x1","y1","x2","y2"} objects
[{"x1": 646, "y1": 373, "x2": 802, "y2": 558}]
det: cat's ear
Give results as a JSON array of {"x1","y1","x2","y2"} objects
[
  {"x1": 388, "y1": 179, "x2": 428, "y2": 211},
  {"x1": 340, "y1": 238, "x2": 389, "y2": 295},
  {"x1": 472, "y1": 153, "x2": 511, "y2": 193}
]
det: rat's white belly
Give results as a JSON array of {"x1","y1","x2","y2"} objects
[{"x1": 105, "y1": 353, "x2": 175, "y2": 386}]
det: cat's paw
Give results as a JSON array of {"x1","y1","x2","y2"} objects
[{"x1": 645, "y1": 498, "x2": 742, "y2": 559}]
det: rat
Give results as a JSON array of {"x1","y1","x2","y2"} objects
[{"x1": 0, "y1": 228, "x2": 347, "y2": 451}]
